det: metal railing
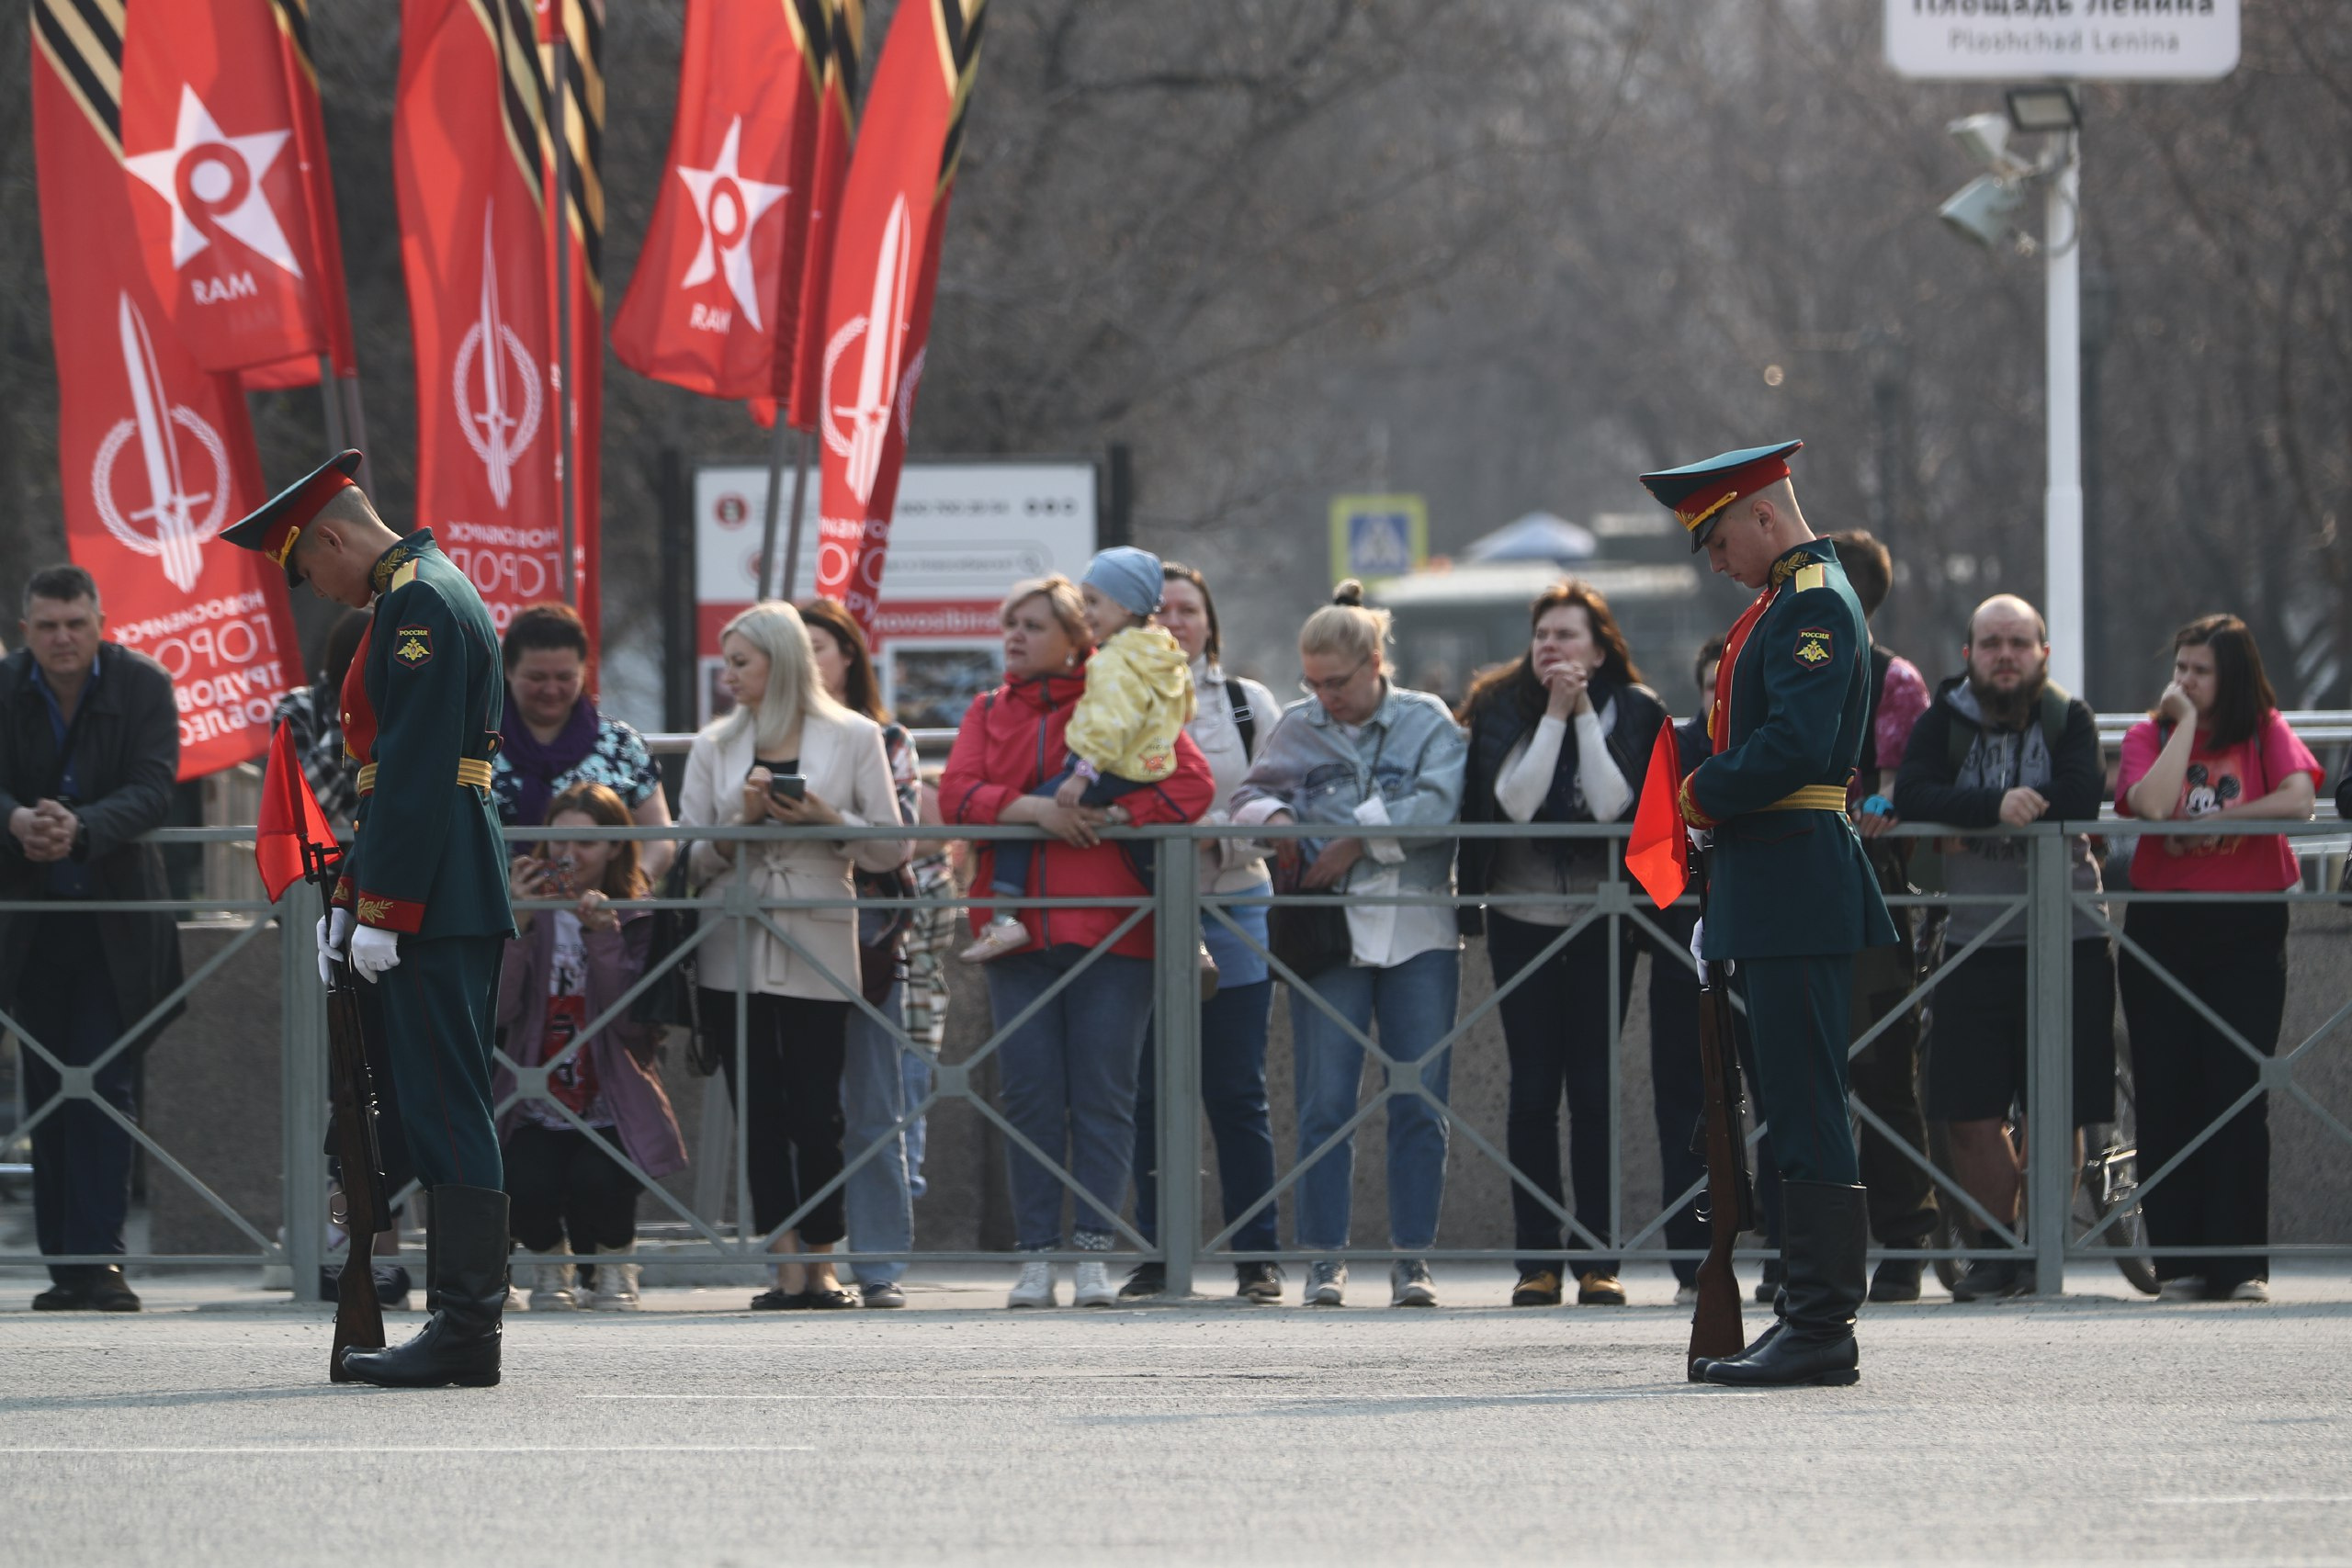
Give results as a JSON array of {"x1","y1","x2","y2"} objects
[{"x1": 3, "y1": 816, "x2": 2346, "y2": 1299}]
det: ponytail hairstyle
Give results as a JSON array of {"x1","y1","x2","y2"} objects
[{"x1": 1298, "y1": 579, "x2": 1393, "y2": 665}]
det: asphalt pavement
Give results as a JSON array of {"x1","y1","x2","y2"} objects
[{"x1": 1, "y1": 1263, "x2": 2346, "y2": 1567}]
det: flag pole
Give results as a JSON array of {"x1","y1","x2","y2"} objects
[
  {"x1": 754, "y1": 415, "x2": 792, "y2": 601},
  {"x1": 550, "y1": 24, "x2": 579, "y2": 608},
  {"x1": 781, "y1": 427, "x2": 814, "y2": 600}
]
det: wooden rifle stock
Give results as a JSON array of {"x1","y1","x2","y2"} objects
[
  {"x1": 309, "y1": 847, "x2": 390, "y2": 1382},
  {"x1": 1688, "y1": 849, "x2": 1757, "y2": 1380}
]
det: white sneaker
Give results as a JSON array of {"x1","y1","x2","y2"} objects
[
  {"x1": 528, "y1": 1249, "x2": 579, "y2": 1311},
  {"x1": 1305, "y1": 1260, "x2": 1347, "y2": 1306},
  {"x1": 586, "y1": 1245, "x2": 640, "y2": 1311},
  {"x1": 1073, "y1": 1260, "x2": 1118, "y2": 1308},
  {"x1": 960, "y1": 917, "x2": 1031, "y2": 964},
  {"x1": 2227, "y1": 1279, "x2": 2270, "y2": 1303},
  {"x1": 1008, "y1": 1258, "x2": 1058, "y2": 1309},
  {"x1": 2158, "y1": 1275, "x2": 2208, "y2": 1302},
  {"x1": 1390, "y1": 1258, "x2": 1438, "y2": 1308}
]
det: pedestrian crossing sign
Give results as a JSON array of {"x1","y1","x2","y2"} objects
[{"x1": 1329, "y1": 494, "x2": 1427, "y2": 585}]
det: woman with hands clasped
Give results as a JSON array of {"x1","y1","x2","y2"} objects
[
  {"x1": 2114, "y1": 614, "x2": 2319, "y2": 1304},
  {"x1": 1457, "y1": 581, "x2": 1668, "y2": 1311},
  {"x1": 679, "y1": 602, "x2": 910, "y2": 1311},
  {"x1": 495, "y1": 783, "x2": 686, "y2": 1312}
]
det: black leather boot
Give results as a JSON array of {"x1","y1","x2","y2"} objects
[
  {"x1": 340, "y1": 1185, "x2": 506, "y2": 1389},
  {"x1": 1702, "y1": 1181, "x2": 1867, "y2": 1388}
]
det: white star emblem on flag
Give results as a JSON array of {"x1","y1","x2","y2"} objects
[
  {"x1": 674, "y1": 117, "x2": 790, "y2": 333},
  {"x1": 124, "y1": 85, "x2": 301, "y2": 276}
]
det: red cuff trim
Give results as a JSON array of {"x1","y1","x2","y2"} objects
[
  {"x1": 332, "y1": 876, "x2": 356, "y2": 910},
  {"x1": 1679, "y1": 775, "x2": 1719, "y2": 832},
  {"x1": 355, "y1": 891, "x2": 426, "y2": 934}
]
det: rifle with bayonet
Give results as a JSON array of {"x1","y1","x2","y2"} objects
[
  {"x1": 1688, "y1": 844, "x2": 1756, "y2": 1379},
  {"x1": 306, "y1": 840, "x2": 390, "y2": 1382}
]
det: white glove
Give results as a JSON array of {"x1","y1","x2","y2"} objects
[
  {"x1": 1689, "y1": 917, "x2": 1733, "y2": 982},
  {"x1": 349, "y1": 924, "x2": 401, "y2": 983},
  {"x1": 316, "y1": 908, "x2": 354, "y2": 986}
]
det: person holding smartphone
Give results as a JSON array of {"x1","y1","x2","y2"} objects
[{"x1": 678, "y1": 603, "x2": 910, "y2": 1311}]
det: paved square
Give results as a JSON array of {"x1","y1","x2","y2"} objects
[{"x1": 1, "y1": 1265, "x2": 2346, "y2": 1566}]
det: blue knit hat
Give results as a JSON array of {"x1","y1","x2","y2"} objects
[{"x1": 1083, "y1": 546, "x2": 1164, "y2": 619}]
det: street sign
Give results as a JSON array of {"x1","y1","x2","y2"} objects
[
  {"x1": 1884, "y1": 0, "x2": 2239, "y2": 81},
  {"x1": 1329, "y1": 494, "x2": 1427, "y2": 585}
]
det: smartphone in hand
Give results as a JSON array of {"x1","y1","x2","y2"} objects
[{"x1": 768, "y1": 773, "x2": 807, "y2": 803}]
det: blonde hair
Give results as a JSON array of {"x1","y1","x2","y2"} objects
[
  {"x1": 1000, "y1": 574, "x2": 1092, "y2": 652},
  {"x1": 718, "y1": 600, "x2": 851, "y2": 753},
  {"x1": 1299, "y1": 579, "x2": 1393, "y2": 663}
]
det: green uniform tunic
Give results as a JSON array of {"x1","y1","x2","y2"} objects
[
  {"x1": 333, "y1": 531, "x2": 515, "y2": 1191},
  {"x1": 1688, "y1": 537, "x2": 1898, "y2": 1185}
]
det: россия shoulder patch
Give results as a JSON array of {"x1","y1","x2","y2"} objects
[
  {"x1": 393, "y1": 625, "x2": 434, "y2": 667},
  {"x1": 1792, "y1": 626, "x2": 1833, "y2": 669}
]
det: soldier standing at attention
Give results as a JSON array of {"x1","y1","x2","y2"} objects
[
  {"x1": 1639, "y1": 441, "x2": 1898, "y2": 1388},
  {"x1": 222, "y1": 450, "x2": 516, "y2": 1388}
]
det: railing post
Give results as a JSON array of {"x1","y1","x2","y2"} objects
[
  {"x1": 2025, "y1": 828, "x2": 2071, "y2": 1295},
  {"x1": 1154, "y1": 832, "x2": 1202, "y2": 1298},
  {"x1": 278, "y1": 893, "x2": 328, "y2": 1303}
]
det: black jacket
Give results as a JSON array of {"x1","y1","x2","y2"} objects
[
  {"x1": 1893, "y1": 676, "x2": 2104, "y2": 826},
  {"x1": 0, "y1": 644, "x2": 185, "y2": 1046},
  {"x1": 1458, "y1": 679, "x2": 1668, "y2": 906}
]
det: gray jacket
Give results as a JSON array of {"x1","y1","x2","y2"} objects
[{"x1": 1229, "y1": 680, "x2": 1466, "y2": 901}]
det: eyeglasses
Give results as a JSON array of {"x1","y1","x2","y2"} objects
[{"x1": 1298, "y1": 658, "x2": 1371, "y2": 698}]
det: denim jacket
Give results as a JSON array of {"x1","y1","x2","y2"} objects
[{"x1": 1230, "y1": 680, "x2": 1467, "y2": 931}]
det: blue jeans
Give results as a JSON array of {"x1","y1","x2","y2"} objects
[
  {"x1": 841, "y1": 983, "x2": 914, "y2": 1285},
  {"x1": 902, "y1": 1049, "x2": 933, "y2": 1201},
  {"x1": 986, "y1": 946, "x2": 1154, "y2": 1251},
  {"x1": 1289, "y1": 947, "x2": 1461, "y2": 1254},
  {"x1": 1132, "y1": 977, "x2": 1279, "y2": 1253}
]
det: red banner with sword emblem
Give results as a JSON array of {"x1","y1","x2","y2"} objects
[
  {"x1": 32, "y1": 0, "x2": 301, "y2": 780},
  {"x1": 812, "y1": 0, "x2": 983, "y2": 634},
  {"x1": 395, "y1": 0, "x2": 564, "y2": 633}
]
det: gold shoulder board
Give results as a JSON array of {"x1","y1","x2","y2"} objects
[{"x1": 1792, "y1": 563, "x2": 1827, "y2": 593}]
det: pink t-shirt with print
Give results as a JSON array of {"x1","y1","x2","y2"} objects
[{"x1": 2114, "y1": 709, "x2": 2322, "y2": 892}]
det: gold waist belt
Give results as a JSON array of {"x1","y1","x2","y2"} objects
[
  {"x1": 356, "y1": 758, "x2": 494, "y2": 796},
  {"x1": 1757, "y1": 784, "x2": 1851, "y2": 813}
]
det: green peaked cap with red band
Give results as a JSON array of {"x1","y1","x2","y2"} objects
[
  {"x1": 1638, "y1": 440, "x2": 1803, "y2": 553},
  {"x1": 220, "y1": 448, "x2": 365, "y2": 586}
]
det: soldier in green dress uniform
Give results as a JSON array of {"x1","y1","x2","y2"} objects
[
  {"x1": 1641, "y1": 441, "x2": 1899, "y2": 1388},
  {"x1": 223, "y1": 450, "x2": 516, "y2": 1388}
]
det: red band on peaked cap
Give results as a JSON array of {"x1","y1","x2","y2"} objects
[
  {"x1": 1665, "y1": 453, "x2": 1793, "y2": 536},
  {"x1": 220, "y1": 448, "x2": 364, "y2": 583}
]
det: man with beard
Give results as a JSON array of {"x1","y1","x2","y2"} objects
[{"x1": 1894, "y1": 594, "x2": 2114, "y2": 1300}]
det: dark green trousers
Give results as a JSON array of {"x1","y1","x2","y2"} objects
[
  {"x1": 357, "y1": 934, "x2": 506, "y2": 1192},
  {"x1": 1736, "y1": 954, "x2": 1861, "y2": 1186}
]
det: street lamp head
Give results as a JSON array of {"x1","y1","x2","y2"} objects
[
  {"x1": 1947, "y1": 112, "x2": 2018, "y2": 175},
  {"x1": 2005, "y1": 84, "x2": 2082, "y2": 134},
  {"x1": 1939, "y1": 175, "x2": 2027, "y2": 250}
]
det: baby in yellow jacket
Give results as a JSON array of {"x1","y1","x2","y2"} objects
[{"x1": 962, "y1": 547, "x2": 1195, "y2": 963}]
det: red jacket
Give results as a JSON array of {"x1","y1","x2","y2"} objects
[{"x1": 940, "y1": 668, "x2": 1214, "y2": 959}]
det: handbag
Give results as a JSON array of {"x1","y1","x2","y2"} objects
[
  {"x1": 1267, "y1": 725, "x2": 1380, "y2": 982},
  {"x1": 630, "y1": 855, "x2": 715, "y2": 1073},
  {"x1": 1268, "y1": 856, "x2": 1351, "y2": 981}
]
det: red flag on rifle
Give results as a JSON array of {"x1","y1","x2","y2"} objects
[
  {"x1": 784, "y1": 0, "x2": 863, "y2": 432},
  {"x1": 254, "y1": 720, "x2": 337, "y2": 901},
  {"x1": 119, "y1": 0, "x2": 335, "y2": 374},
  {"x1": 612, "y1": 0, "x2": 822, "y2": 401},
  {"x1": 811, "y1": 0, "x2": 984, "y2": 634},
  {"x1": 1625, "y1": 717, "x2": 1690, "y2": 910}
]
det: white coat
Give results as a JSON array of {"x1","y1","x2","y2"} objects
[{"x1": 679, "y1": 706, "x2": 910, "y2": 1001}]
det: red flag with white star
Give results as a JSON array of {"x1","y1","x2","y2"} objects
[
  {"x1": 119, "y1": 0, "x2": 332, "y2": 373},
  {"x1": 611, "y1": 0, "x2": 821, "y2": 400}
]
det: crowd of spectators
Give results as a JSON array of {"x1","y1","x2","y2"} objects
[{"x1": 6, "y1": 527, "x2": 2338, "y2": 1313}]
